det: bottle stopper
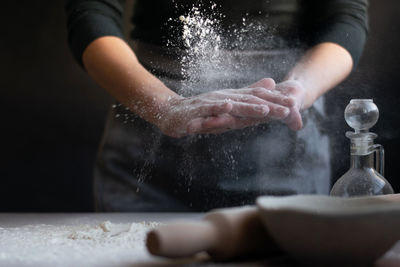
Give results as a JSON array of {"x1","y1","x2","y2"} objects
[{"x1": 344, "y1": 99, "x2": 379, "y2": 134}]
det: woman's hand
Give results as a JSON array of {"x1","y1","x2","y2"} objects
[
  {"x1": 156, "y1": 78, "x2": 295, "y2": 137},
  {"x1": 275, "y1": 42, "x2": 354, "y2": 131},
  {"x1": 274, "y1": 80, "x2": 307, "y2": 131}
]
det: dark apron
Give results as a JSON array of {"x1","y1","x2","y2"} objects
[{"x1": 93, "y1": 40, "x2": 331, "y2": 212}]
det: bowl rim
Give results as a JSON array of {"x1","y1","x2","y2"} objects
[{"x1": 256, "y1": 194, "x2": 400, "y2": 217}]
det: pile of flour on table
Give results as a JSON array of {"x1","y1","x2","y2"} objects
[{"x1": 0, "y1": 221, "x2": 159, "y2": 266}]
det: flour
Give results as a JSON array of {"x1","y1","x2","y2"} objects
[
  {"x1": 0, "y1": 221, "x2": 160, "y2": 266},
  {"x1": 178, "y1": 5, "x2": 223, "y2": 96},
  {"x1": 175, "y1": 2, "x2": 294, "y2": 96},
  {"x1": 112, "y1": 3, "x2": 304, "y2": 196}
]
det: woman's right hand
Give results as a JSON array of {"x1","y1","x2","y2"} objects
[{"x1": 156, "y1": 78, "x2": 295, "y2": 138}]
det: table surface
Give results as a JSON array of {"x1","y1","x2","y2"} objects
[{"x1": 0, "y1": 213, "x2": 400, "y2": 267}]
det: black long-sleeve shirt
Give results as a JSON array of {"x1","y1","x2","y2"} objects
[
  {"x1": 65, "y1": 0, "x2": 369, "y2": 68},
  {"x1": 65, "y1": 0, "x2": 369, "y2": 211}
]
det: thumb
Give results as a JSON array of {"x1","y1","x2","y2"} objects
[{"x1": 284, "y1": 107, "x2": 303, "y2": 131}]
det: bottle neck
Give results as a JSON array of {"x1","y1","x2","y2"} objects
[
  {"x1": 348, "y1": 136, "x2": 375, "y2": 156},
  {"x1": 348, "y1": 133, "x2": 376, "y2": 169},
  {"x1": 350, "y1": 153, "x2": 374, "y2": 169}
]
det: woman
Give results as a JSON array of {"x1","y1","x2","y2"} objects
[{"x1": 66, "y1": 0, "x2": 368, "y2": 211}]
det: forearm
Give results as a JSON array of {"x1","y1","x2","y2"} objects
[
  {"x1": 82, "y1": 36, "x2": 179, "y2": 126},
  {"x1": 285, "y1": 42, "x2": 353, "y2": 109}
]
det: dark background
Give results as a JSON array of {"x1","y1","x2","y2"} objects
[{"x1": 1, "y1": 1, "x2": 399, "y2": 211}]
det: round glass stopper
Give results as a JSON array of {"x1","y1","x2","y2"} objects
[{"x1": 344, "y1": 99, "x2": 379, "y2": 133}]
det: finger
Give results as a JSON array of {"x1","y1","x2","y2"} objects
[
  {"x1": 215, "y1": 97, "x2": 288, "y2": 120},
  {"x1": 275, "y1": 82, "x2": 299, "y2": 95},
  {"x1": 202, "y1": 115, "x2": 265, "y2": 130},
  {"x1": 186, "y1": 118, "x2": 206, "y2": 134},
  {"x1": 186, "y1": 115, "x2": 236, "y2": 135},
  {"x1": 266, "y1": 103, "x2": 291, "y2": 119},
  {"x1": 186, "y1": 115, "x2": 237, "y2": 134},
  {"x1": 229, "y1": 102, "x2": 270, "y2": 118},
  {"x1": 235, "y1": 87, "x2": 295, "y2": 107},
  {"x1": 219, "y1": 92, "x2": 271, "y2": 106},
  {"x1": 193, "y1": 114, "x2": 271, "y2": 134},
  {"x1": 284, "y1": 107, "x2": 303, "y2": 131},
  {"x1": 248, "y1": 78, "x2": 276, "y2": 90},
  {"x1": 188, "y1": 102, "x2": 233, "y2": 118},
  {"x1": 201, "y1": 114, "x2": 237, "y2": 129}
]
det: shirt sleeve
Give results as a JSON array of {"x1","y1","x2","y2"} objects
[
  {"x1": 65, "y1": 0, "x2": 125, "y2": 67},
  {"x1": 304, "y1": 0, "x2": 369, "y2": 68}
]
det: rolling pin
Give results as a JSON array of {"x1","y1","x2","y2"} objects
[{"x1": 146, "y1": 206, "x2": 280, "y2": 260}]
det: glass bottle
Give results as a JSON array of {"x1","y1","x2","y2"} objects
[{"x1": 330, "y1": 99, "x2": 394, "y2": 197}]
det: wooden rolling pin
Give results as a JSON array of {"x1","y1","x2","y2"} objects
[{"x1": 146, "y1": 206, "x2": 280, "y2": 260}]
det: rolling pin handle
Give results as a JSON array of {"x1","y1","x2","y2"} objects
[{"x1": 146, "y1": 221, "x2": 218, "y2": 258}]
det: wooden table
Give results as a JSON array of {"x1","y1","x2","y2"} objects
[{"x1": 0, "y1": 213, "x2": 399, "y2": 266}]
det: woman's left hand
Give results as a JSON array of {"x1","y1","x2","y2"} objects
[{"x1": 274, "y1": 80, "x2": 307, "y2": 131}]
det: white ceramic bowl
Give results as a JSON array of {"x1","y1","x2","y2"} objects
[{"x1": 256, "y1": 194, "x2": 400, "y2": 264}]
